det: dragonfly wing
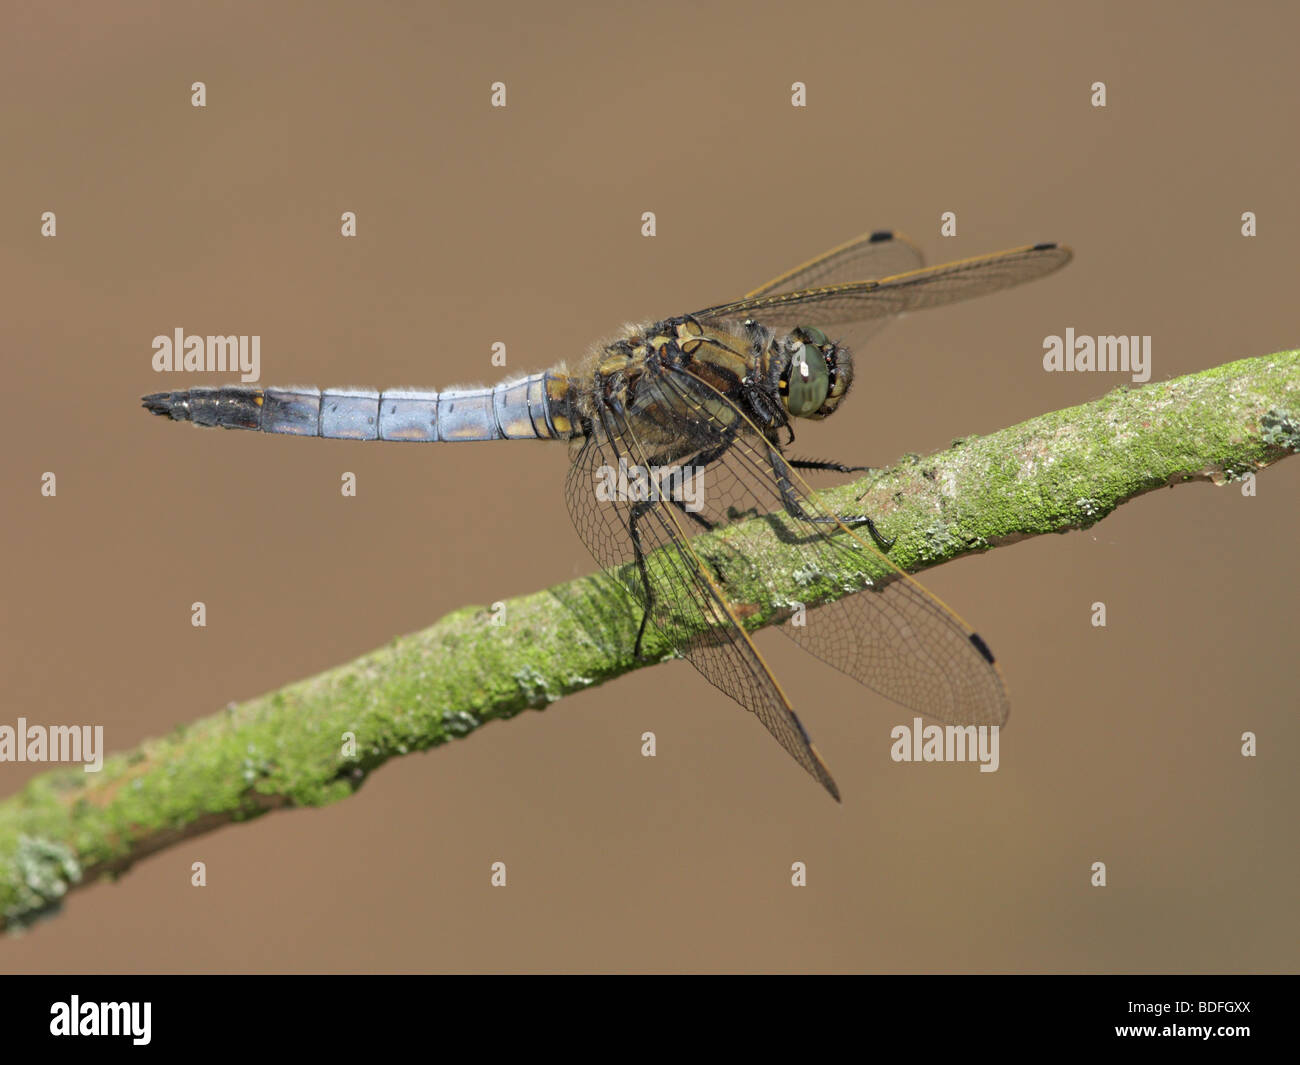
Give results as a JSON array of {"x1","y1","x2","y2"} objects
[
  {"x1": 650, "y1": 367, "x2": 1010, "y2": 727},
  {"x1": 564, "y1": 375, "x2": 842, "y2": 799},
  {"x1": 693, "y1": 242, "x2": 1072, "y2": 334},
  {"x1": 743, "y1": 229, "x2": 926, "y2": 298}
]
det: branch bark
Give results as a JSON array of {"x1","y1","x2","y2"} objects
[{"x1": 2, "y1": 351, "x2": 1297, "y2": 931}]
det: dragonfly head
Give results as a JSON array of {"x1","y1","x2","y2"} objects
[{"x1": 776, "y1": 325, "x2": 852, "y2": 420}]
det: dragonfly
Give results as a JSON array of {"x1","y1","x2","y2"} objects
[{"x1": 143, "y1": 230, "x2": 1071, "y2": 800}]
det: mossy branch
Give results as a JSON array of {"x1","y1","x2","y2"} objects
[{"x1": 3, "y1": 351, "x2": 1297, "y2": 931}]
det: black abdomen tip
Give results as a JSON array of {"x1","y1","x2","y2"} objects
[{"x1": 142, "y1": 391, "x2": 191, "y2": 421}]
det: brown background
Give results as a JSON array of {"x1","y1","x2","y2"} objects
[{"x1": 2, "y1": 1, "x2": 1296, "y2": 973}]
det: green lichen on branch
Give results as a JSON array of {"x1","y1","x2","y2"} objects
[{"x1": 1, "y1": 350, "x2": 1296, "y2": 931}]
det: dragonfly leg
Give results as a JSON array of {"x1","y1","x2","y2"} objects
[
  {"x1": 669, "y1": 499, "x2": 715, "y2": 533},
  {"x1": 789, "y1": 457, "x2": 877, "y2": 475},
  {"x1": 626, "y1": 493, "x2": 731, "y2": 658},
  {"x1": 625, "y1": 500, "x2": 657, "y2": 659},
  {"x1": 663, "y1": 497, "x2": 738, "y2": 589},
  {"x1": 861, "y1": 516, "x2": 895, "y2": 552},
  {"x1": 654, "y1": 444, "x2": 736, "y2": 581},
  {"x1": 770, "y1": 449, "x2": 896, "y2": 551},
  {"x1": 632, "y1": 442, "x2": 726, "y2": 538}
]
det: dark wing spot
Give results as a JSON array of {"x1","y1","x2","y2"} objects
[{"x1": 969, "y1": 632, "x2": 996, "y2": 664}]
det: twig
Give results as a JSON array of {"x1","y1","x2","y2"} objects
[{"x1": 2, "y1": 350, "x2": 1296, "y2": 931}]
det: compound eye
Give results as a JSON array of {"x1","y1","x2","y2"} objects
[
  {"x1": 785, "y1": 344, "x2": 830, "y2": 416},
  {"x1": 802, "y1": 325, "x2": 828, "y2": 347}
]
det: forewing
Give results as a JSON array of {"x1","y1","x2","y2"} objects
[
  {"x1": 564, "y1": 383, "x2": 842, "y2": 799},
  {"x1": 650, "y1": 369, "x2": 1010, "y2": 727},
  {"x1": 693, "y1": 242, "x2": 1072, "y2": 334},
  {"x1": 743, "y1": 229, "x2": 926, "y2": 298}
]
